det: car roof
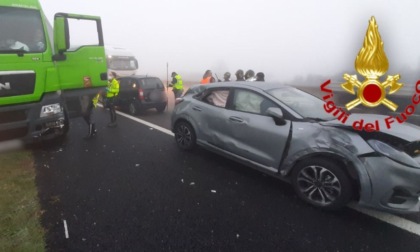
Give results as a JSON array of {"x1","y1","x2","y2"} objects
[
  {"x1": 194, "y1": 81, "x2": 291, "y2": 92},
  {"x1": 118, "y1": 75, "x2": 159, "y2": 79}
]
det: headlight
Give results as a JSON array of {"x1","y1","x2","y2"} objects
[
  {"x1": 367, "y1": 139, "x2": 420, "y2": 168},
  {"x1": 40, "y1": 103, "x2": 62, "y2": 118}
]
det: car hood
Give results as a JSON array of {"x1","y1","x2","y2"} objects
[{"x1": 320, "y1": 113, "x2": 420, "y2": 142}]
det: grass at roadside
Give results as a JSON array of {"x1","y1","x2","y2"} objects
[{"x1": 0, "y1": 150, "x2": 45, "y2": 252}]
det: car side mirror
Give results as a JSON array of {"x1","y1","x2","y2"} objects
[{"x1": 266, "y1": 107, "x2": 286, "y2": 125}]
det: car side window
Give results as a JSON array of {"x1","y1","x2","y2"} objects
[
  {"x1": 232, "y1": 89, "x2": 277, "y2": 115},
  {"x1": 139, "y1": 79, "x2": 145, "y2": 88},
  {"x1": 145, "y1": 78, "x2": 164, "y2": 89},
  {"x1": 201, "y1": 88, "x2": 230, "y2": 108}
]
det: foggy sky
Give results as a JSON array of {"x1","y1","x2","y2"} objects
[{"x1": 39, "y1": 0, "x2": 420, "y2": 85}]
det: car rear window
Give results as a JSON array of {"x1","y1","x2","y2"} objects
[{"x1": 143, "y1": 78, "x2": 164, "y2": 89}]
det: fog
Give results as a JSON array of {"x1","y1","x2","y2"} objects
[{"x1": 39, "y1": 0, "x2": 420, "y2": 86}]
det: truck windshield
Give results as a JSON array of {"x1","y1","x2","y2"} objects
[
  {"x1": 107, "y1": 56, "x2": 138, "y2": 71},
  {"x1": 0, "y1": 7, "x2": 46, "y2": 53}
]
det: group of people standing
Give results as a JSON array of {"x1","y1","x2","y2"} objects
[
  {"x1": 168, "y1": 69, "x2": 266, "y2": 103},
  {"x1": 200, "y1": 69, "x2": 265, "y2": 83}
]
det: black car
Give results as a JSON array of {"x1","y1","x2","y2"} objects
[{"x1": 117, "y1": 75, "x2": 168, "y2": 115}]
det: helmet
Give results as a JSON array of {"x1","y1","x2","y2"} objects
[
  {"x1": 224, "y1": 72, "x2": 231, "y2": 79},
  {"x1": 235, "y1": 69, "x2": 244, "y2": 80},
  {"x1": 245, "y1": 70, "x2": 255, "y2": 79},
  {"x1": 256, "y1": 72, "x2": 265, "y2": 81}
]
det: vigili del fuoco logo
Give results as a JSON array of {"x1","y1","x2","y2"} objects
[{"x1": 320, "y1": 17, "x2": 420, "y2": 131}]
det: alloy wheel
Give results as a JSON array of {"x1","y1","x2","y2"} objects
[
  {"x1": 175, "y1": 122, "x2": 195, "y2": 150},
  {"x1": 296, "y1": 165, "x2": 342, "y2": 206}
]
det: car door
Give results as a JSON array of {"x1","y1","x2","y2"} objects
[
  {"x1": 187, "y1": 87, "x2": 232, "y2": 146},
  {"x1": 220, "y1": 88, "x2": 291, "y2": 169}
]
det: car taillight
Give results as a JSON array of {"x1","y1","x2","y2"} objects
[
  {"x1": 138, "y1": 88, "x2": 144, "y2": 101},
  {"x1": 175, "y1": 98, "x2": 184, "y2": 105}
]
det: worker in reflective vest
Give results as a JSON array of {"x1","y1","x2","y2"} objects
[
  {"x1": 170, "y1": 72, "x2": 184, "y2": 99},
  {"x1": 105, "y1": 71, "x2": 120, "y2": 127},
  {"x1": 200, "y1": 70, "x2": 215, "y2": 84}
]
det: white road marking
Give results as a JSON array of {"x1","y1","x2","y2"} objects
[
  {"x1": 349, "y1": 203, "x2": 420, "y2": 236},
  {"x1": 63, "y1": 220, "x2": 69, "y2": 239},
  {"x1": 115, "y1": 110, "x2": 174, "y2": 136},
  {"x1": 116, "y1": 110, "x2": 420, "y2": 237}
]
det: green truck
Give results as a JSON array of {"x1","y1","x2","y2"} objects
[{"x1": 0, "y1": 0, "x2": 108, "y2": 146}]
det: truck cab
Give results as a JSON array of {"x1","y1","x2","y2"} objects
[
  {"x1": 0, "y1": 0, "x2": 108, "y2": 147},
  {"x1": 105, "y1": 45, "x2": 138, "y2": 77}
]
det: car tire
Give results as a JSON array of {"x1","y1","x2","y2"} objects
[
  {"x1": 174, "y1": 121, "x2": 196, "y2": 151},
  {"x1": 128, "y1": 101, "x2": 139, "y2": 115},
  {"x1": 156, "y1": 103, "x2": 167, "y2": 113},
  {"x1": 291, "y1": 158, "x2": 353, "y2": 210}
]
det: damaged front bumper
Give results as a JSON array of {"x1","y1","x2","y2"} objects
[
  {"x1": 30, "y1": 113, "x2": 67, "y2": 142},
  {"x1": 359, "y1": 156, "x2": 420, "y2": 214}
]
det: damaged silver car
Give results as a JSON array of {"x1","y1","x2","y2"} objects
[{"x1": 171, "y1": 82, "x2": 420, "y2": 214}]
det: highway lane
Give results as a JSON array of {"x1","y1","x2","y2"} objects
[{"x1": 33, "y1": 101, "x2": 420, "y2": 251}]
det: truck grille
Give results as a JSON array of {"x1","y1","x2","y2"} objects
[{"x1": 0, "y1": 71, "x2": 36, "y2": 98}]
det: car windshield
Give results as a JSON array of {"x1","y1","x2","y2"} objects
[
  {"x1": 267, "y1": 87, "x2": 335, "y2": 120},
  {"x1": 0, "y1": 7, "x2": 46, "y2": 53}
]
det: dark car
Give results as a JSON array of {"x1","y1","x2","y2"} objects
[{"x1": 117, "y1": 75, "x2": 168, "y2": 115}]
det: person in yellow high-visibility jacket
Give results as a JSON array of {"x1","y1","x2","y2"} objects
[
  {"x1": 105, "y1": 71, "x2": 120, "y2": 127},
  {"x1": 169, "y1": 72, "x2": 184, "y2": 99},
  {"x1": 80, "y1": 75, "x2": 101, "y2": 140}
]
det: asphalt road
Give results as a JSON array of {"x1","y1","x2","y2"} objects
[{"x1": 33, "y1": 88, "x2": 420, "y2": 252}]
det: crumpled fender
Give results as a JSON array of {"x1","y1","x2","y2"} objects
[{"x1": 279, "y1": 121, "x2": 375, "y2": 204}]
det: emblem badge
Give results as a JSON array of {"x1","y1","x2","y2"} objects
[{"x1": 341, "y1": 17, "x2": 403, "y2": 111}]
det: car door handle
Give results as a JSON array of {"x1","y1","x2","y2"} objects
[
  {"x1": 192, "y1": 106, "x2": 202, "y2": 111},
  {"x1": 229, "y1": 116, "x2": 244, "y2": 123}
]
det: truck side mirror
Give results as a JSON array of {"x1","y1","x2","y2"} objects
[{"x1": 53, "y1": 14, "x2": 70, "y2": 54}]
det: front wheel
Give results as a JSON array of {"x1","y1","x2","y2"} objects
[
  {"x1": 174, "y1": 121, "x2": 196, "y2": 151},
  {"x1": 291, "y1": 158, "x2": 353, "y2": 210}
]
